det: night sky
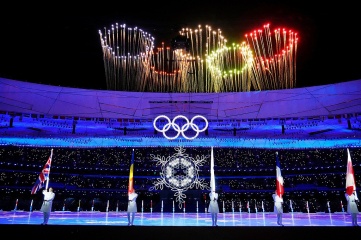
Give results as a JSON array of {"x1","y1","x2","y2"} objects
[{"x1": 1, "y1": 2, "x2": 360, "y2": 90}]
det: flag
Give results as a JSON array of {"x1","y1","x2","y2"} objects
[
  {"x1": 128, "y1": 149, "x2": 135, "y2": 194},
  {"x1": 345, "y1": 148, "x2": 356, "y2": 196},
  {"x1": 210, "y1": 147, "x2": 216, "y2": 192},
  {"x1": 275, "y1": 151, "x2": 284, "y2": 197},
  {"x1": 31, "y1": 149, "x2": 53, "y2": 194}
]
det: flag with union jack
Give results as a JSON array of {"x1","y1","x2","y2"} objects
[
  {"x1": 31, "y1": 149, "x2": 53, "y2": 194},
  {"x1": 275, "y1": 151, "x2": 284, "y2": 197}
]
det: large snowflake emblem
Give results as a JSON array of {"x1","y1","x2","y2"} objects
[{"x1": 149, "y1": 146, "x2": 210, "y2": 209}]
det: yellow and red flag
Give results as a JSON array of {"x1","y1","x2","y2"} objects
[{"x1": 128, "y1": 149, "x2": 135, "y2": 194}]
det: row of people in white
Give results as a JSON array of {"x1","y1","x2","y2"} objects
[
  {"x1": 39, "y1": 188, "x2": 359, "y2": 227},
  {"x1": 271, "y1": 190, "x2": 359, "y2": 227}
]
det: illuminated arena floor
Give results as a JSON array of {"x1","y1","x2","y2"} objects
[
  {"x1": 0, "y1": 211, "x2": 359, "y2": 227},
  {"x1": 1, "y1": 211, "x2": 360, "y2": 239}
]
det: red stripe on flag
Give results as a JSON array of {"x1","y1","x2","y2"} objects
[
  {"x1": 128, "y1": 149, "x2": 135, "y2": 194},
  {"x1": 345, "y1": 148, "x2": 356, "y2": 196}
]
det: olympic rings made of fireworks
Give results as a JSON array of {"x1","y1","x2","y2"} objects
[{"x1": 153, "y1": 115, "x2": 208, "y2": 140}]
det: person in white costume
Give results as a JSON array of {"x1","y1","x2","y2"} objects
[
  {"x1": 209, "y1": 190, "x2": 219, "y2": 226},
  {"x1": 209, "y1": 147, "x2": 219, "y2": 226},
  {"x1": 272, "y1": 190, "x2": 284, "y2": 226},
  {"x1": 345, "y1": 191, "x2": 359, "y2": 226},
  {"x1": 127, "y1": 190, "x2": 138, "y2": 226},
  {"x1": 40, "y1": 187, "x2": 55, "y2": 225}
]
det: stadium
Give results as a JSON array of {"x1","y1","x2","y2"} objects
[{"x1": 0, "y1": 22, "x2": 361, "y2": 239}]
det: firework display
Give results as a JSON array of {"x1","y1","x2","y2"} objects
[{"x1": 99, "y1": 23, "x2": 298, "y2": 93}]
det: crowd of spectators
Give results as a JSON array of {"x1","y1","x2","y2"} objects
[{"x1": 0, "y1": 145, "x2": 359, "y2": 213}]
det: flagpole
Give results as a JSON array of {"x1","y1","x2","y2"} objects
[
  {"x1": 30, "y1": 199, "x2": 33, "y2": 212},
  {"x1": 45, "y1": 149, "x2": 53, "y2": 190},
  {"x1": 210, "y1": 147, "x2": 215, "y2": 192}
]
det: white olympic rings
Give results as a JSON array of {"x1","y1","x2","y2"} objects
[{"x1": 153, "y1": 115, "x2": 208, "y2": 140}]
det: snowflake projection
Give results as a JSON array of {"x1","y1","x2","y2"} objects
[{"x1": 149, "y1": 146, "x2": 210, "y2": 209}]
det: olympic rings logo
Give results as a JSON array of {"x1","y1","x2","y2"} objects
[{"x1": 153, "y1": 115, "x2": 208, "y2": 140}]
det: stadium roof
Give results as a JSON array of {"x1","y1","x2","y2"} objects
[{"x1": 0, "y1": 77, "x2": 360, "y2": 149}]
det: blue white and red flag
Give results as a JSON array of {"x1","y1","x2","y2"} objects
[{"x1": 31, "y1": 149, "x2": 53, "y2": 194}]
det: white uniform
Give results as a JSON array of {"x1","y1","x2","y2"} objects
[
  {"x1": 208, "y1": 192, "x2": 219, "y2": 213},
  {"x1": 346, "y1": 192, "x2": 359, "y2": 214},
  {"x1": 272, "y1": 192, "x2": 284, "y2": 226},
  {"x1": 345, "y1": 192, "x2": 359, "y2": 226},
  {"x1": 40, "y1": 190, "x2": 55, "y2": 213},
  {"x1": 127, "y1": 192, "x2": 138, "y2": 213},
  {"x1": 40, "y1": 189, "x2": 55, "y2": 225},
  {"x1": 208, "y1": 191, "x2": 219, "y2": 226},
  {"x1": 273, "y1": 193, "x2": 283, "y2": 213}
]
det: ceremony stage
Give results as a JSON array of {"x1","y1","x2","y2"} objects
[{"x1": 0, "y1": 211, "x2": 360, "y2": 239}]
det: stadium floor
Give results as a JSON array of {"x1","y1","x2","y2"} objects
[{"x1": 0, "y1": 211, "x2": 360, "y2": 239}]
